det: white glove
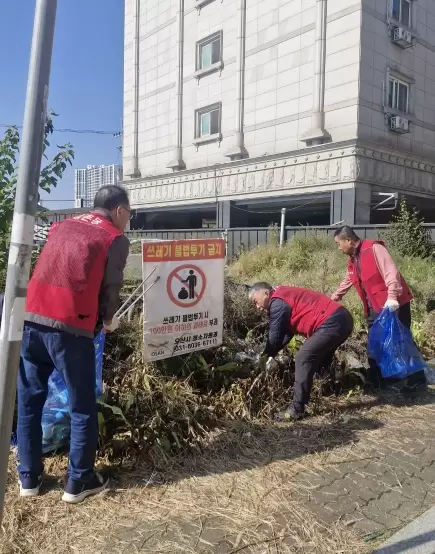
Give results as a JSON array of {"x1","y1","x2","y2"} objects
[
  {"x1": 103, "y1": 315, "x2": 120, "y2": 332},
  {"x1": 266, "y1": 357, "x2": 277, "y2": 371},
  {"x1": 384, "y1": 299, "x2": 400, "y2": 312}
]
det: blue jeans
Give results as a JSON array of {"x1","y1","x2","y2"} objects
[{"x1": 17, "y1": 322, "x2": 97, "y2": 483}]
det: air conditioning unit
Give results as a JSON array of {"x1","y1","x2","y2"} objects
[
  {"x1": 392, "y1": 27, "x2": 413, "y2": 47},
  {"x1": 390, "y1": 116, "x2": 410, "y2": 133}
]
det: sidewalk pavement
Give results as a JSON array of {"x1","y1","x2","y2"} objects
[
  {"x1": 294, "y1": 402, "x2": 435, "y2": 537},
  {"x1": 373, "y1": 505, "x2": 435, "y2": 554}
]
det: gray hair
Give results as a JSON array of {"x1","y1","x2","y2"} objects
[{"x1": 248, "y1": 282, "x2": 273, "y2": 298}]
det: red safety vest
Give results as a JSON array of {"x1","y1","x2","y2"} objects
[
  {"x1": 347, "y1": 239, "x2": 412, "y2": 317},
  {"x1": 26, "y1": 212, "x2": 122, "y2": 332},
  {"x1": 270, "y1": 286, "x2": 340, "y2": 337}
]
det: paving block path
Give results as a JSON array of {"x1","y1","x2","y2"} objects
[
  {"x1": 102, "y1": 399, "x2": 435, "y2": 554},
  {"x1": 295, "y1": 403, "x2": 435, "y2": 537}
]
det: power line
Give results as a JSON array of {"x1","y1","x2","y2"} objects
[
  {"x1": 39, "y1": 199, "x2": 76, "y2": 202},
  {"x1": 230, "y1": 196, "x2": 328, "y2": 215},
  {"x1": 230, "y1": 205, "x2": 280, "y2": 215},
  {"x1": 0, "y1": 124, "x2": 120, "y2": 135}
]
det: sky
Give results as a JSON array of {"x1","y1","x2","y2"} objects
[{"x1": 0, "y1": 0, "x2": 124, "y2": 209}]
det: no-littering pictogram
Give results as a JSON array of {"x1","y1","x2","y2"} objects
[{"x1": 167, "y1": 264, "x2": 206, "y2": 308}]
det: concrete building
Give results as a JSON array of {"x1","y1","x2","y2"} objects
[
  {"x1": 122, "y1": 0, "x2": 435, "y2": 229},
  {"x1": 74, "y1": 164, "x2": 122, "y2": 208}
]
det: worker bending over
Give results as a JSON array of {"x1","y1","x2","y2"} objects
[{"x1": 249, "y1": 283, "x2": 353, "y2": 421}]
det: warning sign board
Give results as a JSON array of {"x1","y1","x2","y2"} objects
[{"x1": 142, "y1": 238, "x2": 225, "y2": 361}]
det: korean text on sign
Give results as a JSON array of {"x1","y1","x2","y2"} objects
[
  {"x1": 143, "y1": 239, "x2": 224, "y2": 262},
  {"x1": 142, "y1": 238, "x2": 225, "y2": 362}
]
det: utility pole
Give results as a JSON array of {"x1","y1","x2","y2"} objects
[{"x1": 0, "y1": 0, "x2": 57, "y2": 525}]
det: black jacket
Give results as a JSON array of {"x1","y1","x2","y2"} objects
[{"x1": 264, "y1": 297, "x2": 293, "y2": 358}]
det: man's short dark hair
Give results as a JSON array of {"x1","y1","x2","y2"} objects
[
  {"x1": 94, "y1": 185, "x2": 130, "y2": 211},
  {"x1": 333, "y1": 225, "x2": 360, "y2": 242},
  {"x1": 248, "y1": 282, "x2": 273, "y2": 297}
]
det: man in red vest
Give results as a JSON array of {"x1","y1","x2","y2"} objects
[
  {"x1": 331, "y1": 225, "x2": 425, "y2": 388},
  {"x1": 249, "y1": 283, "x2": 353, "y2": 421},
  {"x1": 17, "y1": 185, "x2": 131, "y2": 503}
]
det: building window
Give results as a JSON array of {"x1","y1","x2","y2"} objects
[
  {"x1": 194, "y1": 31, "x2": 223, "y2": 79},
  {"x1": 198, "y1": 105, "x2": 220, "y2": 137},
  {"x1": 392, "y1": 0, "x2": 411, "y2": 27},
  {"x1": 197, "y1": 32, "x2": 221, "y2": 71},
  {"x1": 194, "y1": 103, "x2": 222, "y2": 144},
  {"x1": 388, "y1": 76, "x2": 409, "y2": 113}
]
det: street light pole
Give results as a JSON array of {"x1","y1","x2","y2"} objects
[
  {"x1": 0, "y1": 0, "x2": 57, "y2": 525},
  {"x1": 279, "y1": 208, "x2": 287, "y2": 247}
]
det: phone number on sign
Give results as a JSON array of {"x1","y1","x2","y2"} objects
[{"x1": 173, "y1": 338, "x2": 218, "y2": 353}]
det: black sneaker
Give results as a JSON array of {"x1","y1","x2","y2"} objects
[
  {"x1": 407, "y1": 371, "x2": 427, "y2": 387},
  {"x1": 274, "y1": 407, "x2": 307, "y2": 422},
  {"x1": 62, "y1": 473, "x2": 109, "y2": 504},
  {"x1": 19, "y1": 475, "x2": 42, "y2": 498}
]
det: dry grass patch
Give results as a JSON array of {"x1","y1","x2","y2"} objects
[{"x1": 2, "y1": 407, "x2": 384, "y2": 554}]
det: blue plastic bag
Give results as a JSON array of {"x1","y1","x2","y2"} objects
[
  {"x1": 368, "y1": 309, "x2": 427, "y2": 380},
  {"x1": 41, "y1": 330, "x2": 106, "y2": 454}
]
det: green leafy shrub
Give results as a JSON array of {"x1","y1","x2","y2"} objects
[
  {"x1": 0, "y1": 113, "x2": 74, "y2": 289},
  {"x1": 385, "y1": 198, "x2": 433, "y2": 258}
]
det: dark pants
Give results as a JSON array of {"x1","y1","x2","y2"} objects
[
  {"x1": 17, "y1": 323, "x2": 97, "y2": 484},
  {"x1": 293, "y1": 308, "x2": 354, "y2": 412},
  {"x1": 366, "y1": 303, "x2": 425, "y2": 386}
]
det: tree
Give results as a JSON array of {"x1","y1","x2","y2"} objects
[
  {"x1": 385, "y1": 198, "x2": 433, "y2": 258},
  {"x1": 0, "y1": 111, "x2": 74, "y2": 285}
]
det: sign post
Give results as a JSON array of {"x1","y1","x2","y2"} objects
[{"x1": 142, "y1": 239, "x2": 225, "y2": 361}]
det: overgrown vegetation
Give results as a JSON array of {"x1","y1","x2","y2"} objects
[
  {"x1": 99, "y1": 231, "x2": 435, "y2": 463},
  {"x1": 99, "y1": 281, "x2": 290, "y2": 463}
]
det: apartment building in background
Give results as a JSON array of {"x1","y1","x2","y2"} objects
[
  {"x1": 74, "y1": 164, "x2": 122, "y2": 207},
  {"x1": 122, "y1": 0, "x2": 435, "y2": 229}
]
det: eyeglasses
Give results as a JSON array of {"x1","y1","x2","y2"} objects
[{"x1": 121, "y1": 205, "x2": 133, "y2": 220}]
